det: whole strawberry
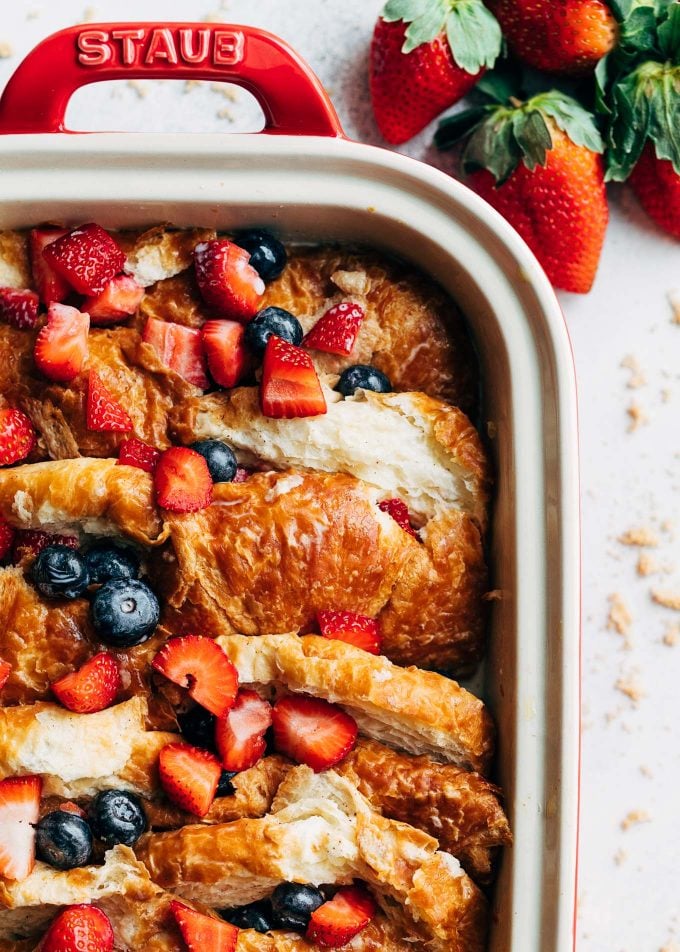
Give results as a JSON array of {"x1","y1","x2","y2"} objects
[
  {"x1": 436, "y1": 91, "x2": 608, "y2": 292},
  {"x1": 488, "y1": 0, "x2": 617, "y2": 74},
  {"x1": 629, "y1": 144, "x2": 680, "y2": 239},
  {"x1": 370, "y1": 0, "x2": 502, "y2": 144}
]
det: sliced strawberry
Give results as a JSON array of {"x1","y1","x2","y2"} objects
[
  {"x1": 0, "y1": 288, "x2": 40, "y2": 330},
  {"x1": 154, "y1": 446, "x2": 213, "y2": 513},
  {"x1": 306, "y1": 885, "x2": 377, "y2": 948},
  {"x1": 51, "y1": 652, "x2": 121, "y2": 714},
  {"x1": 215, "y1": 689, "x2": 273, "y2": 772},
  {"x1": 378, "y1": 498, "x2": 418, "y2": 538},
  {"x1": 303, "y1": 302, "x2": 365, "y2": 356},
  {"x1": 202, "y1": 319, "x2": 250, "y2": 388},
  {"x1": 0, "y1": 519, "x2": 14, "y2": 559},
  {"x1": 82, "y1": 274, "x2": 145, "y2": 325},
  {"x1": 42, "y1": 905, "x2": 114, "y2": 952},
  {"x1": 171, "y1": 901, "x2": 238, "y2": 952},
  {"x1": 260, "y1": 336, "x2": 327, "y2": 419},
  {"x1": 158, "y1": 743, "x2": 222, "y2": 817},
  {"x1": 152, "y1": 635, "x2": 238, "y2": 719},
  {"x1": 12, "y1": 529, "x2": 79, "y2": 566},
  {"x1": 232, "y1": 466, "x2": 252, "y2": 483},
  {"x1": 33, "y1": 303, "x2": 89, "y2": 383},
  {"x1": 58, "y1": 801, "x2": 87, "y2": 818},
  {"x1": 0, "y1": 775, "x2": 41, "y2": 881},
  {"x1": 0, "y1": 658, "x2": 11, "y2": 690},
  {"x1": 117, "y1": 437, "x2": 160, "y2": 474},
  {"x1": 271, "y1": 694, "x2": 358, "y2": 772},
  {"x1": 316, "y1": 610, "x2": 381, "y2": 655},
  {"x1": 194, "y1": 239, "x2": 264, "y2": 320},
  {"x1": 86, "y1": 370, "x2": 133, "y2": 433},
  {"x1": 29, "y1": 228, "x2": 70, "y2": 304},
  {"x1": 142, "y1": 317, "x2": 209, "y2": 389},
  {"x1": 0, "y1": 409, "x2": 36, "y2": 466},
  {"x1": 42, "y1": 222, "x2": 126, "y2": 296}
]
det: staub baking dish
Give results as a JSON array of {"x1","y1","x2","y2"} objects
[{"x1": 0, "y1": 21, "x2": 580, "y2": 952}]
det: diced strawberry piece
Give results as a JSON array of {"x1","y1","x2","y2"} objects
[
  {"x1": 11, "y1": 529, "x2": 79, "y2": 566},
  {"x1": 0, "y1": 775, "x2": 41, "y2": 881},
  {"x1": 82, "y1": 274, "x2": 145, "y2": 325},
  {"x1": 158, "y1": 743, "x2": 222, "y2": 817},
  {"x1": 0, "y1": 659, "x2": 11, "y2": 690},
  {"x1": 260, "y1": 336, "x2": 326, "y2": 419},
  {"x1": 33, "y1": 303, "x2": 89, "y2": 383},
  {"x1": 152, "y1": 635, "x2": 238, "y2": 719},
  {"x1": 316, "y1": 610, "x2": 381, "y2": 655},
  {"x1": 378, "y1": 498, "x2": 418, "y2": 538},
  {"x1": 51, "y1": 652, "x2": 121, "y2": 714},
  {"x1": 232, "y1": 466, "x2": 252, "y2": 483},
  {"x1": 0, "y1": 519, "x2": 14, "y2": 560},
  {"x1": 117, "y1": 437, "x2": 160, "y2": 474},
  {"x1": 86, "y1": 370, "x2": 133, "y2": 433},
  {"x1": 42, "y1": 223, "x2": 126, "y2": 296},
  {"x1": 154, "y1": 446, "x2": 213, "y2": 513},
  {"x1": 271, "y1": 694, "x2": 358, "y2": 772},
  {"x1": 171, "y1": 901, "x2": 238, "y2": 952},
  {"x1": 306, "y1": 886, "x2": 377, "y2": 948},
  {"x1": 58, "y1": 801, "x2": 87, "y2": 818},
  {"x1": 0, "y1": 288, "x2": 40, "y2": 330},
  {"x1": 29, "y1": 228, "x2": 70, "y2": 304},
  {"x1": 215, "y1": 689, "x2": 273, "y2": 772},
  {"x1": 0, "y1": 408, "x2": 36, "y2": 466},
  {"x1": 202, "y1": 319, "x2": 250, "y2": 388},
  {"x1": 42, "y1": 905, "x2": 114, "y2": 952},
  {"x1": 194, "y1": 239, "x2": 264, "y2": 320},
  {"x1": 303, "y1": 302, "x2": 365, "y2": 356},
  {"x1": 142, "y1": 318, "x2": 209, "y2": 389}
]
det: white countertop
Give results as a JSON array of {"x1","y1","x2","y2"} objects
[{"x1": 1, "y1": 1, "x2": 678, "y2": 949}]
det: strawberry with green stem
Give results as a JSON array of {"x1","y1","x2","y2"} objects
[{"x1": 370, "y1": 0, "x2": 502, "y2": 144}]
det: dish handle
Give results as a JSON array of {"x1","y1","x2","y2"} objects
[{"x1": 0, "y1": 22, "x2": 344, "y2": 137}]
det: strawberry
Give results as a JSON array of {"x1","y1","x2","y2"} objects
[
  {"x1": 0, "y1": 519, "x2": 14, "y2": 559},
  {"x1": 82, "y1": 274, "x2": 145, "y2": 325},
  {"x1": 0, "y1": 658, "x2": 11, "y2": 690},
  {"x1": 86, "y1": 370, "x2": 133, "y2": 433},
  {"x1": 194, "y1": 239, "x2": 264, "y2": 320},
  {"x1": 215, "y1": 689, "x2": 273, "y2": 772},
  {"x1": 317, "y1": 610, "x2": 382, "y2": 655},
  {"x1": 152, "y1": 635, "x2": 239, "y2": 718},
  {"x1": 42, "y1": 222, "x2": 126, "y2": 296},
  {"x1": 117, "y1": 437, "x2": 160, "y2": 474},
  {"x1": 232, "y1": 466, "x2": 252, "y2": 483},
  {"x1": 58, "y1": 801, "x2": 87, "y2": 818},
  {"x1": 171, "y1": 902, "x2": 238, "y2": 952},
  {"x1": 51, "y1": 652, "x2": 122, "y2": 714},
  {"x1": 158, "y1": 743, "x2": 222, "y2": 817},
  {"x1": 370, "y1": 0, "x2": 502, "y2": 144},
  {"x1": 260, "y1": 336, "x2": 326, "y2": 419},
  {"x1": 487, "y1": 0, "x2": 616, "y2": 74},
  {"x1": 629, "y1": 145, "x2": 680, "y2": 240},
  {"x1": 0, "y1": 409, "x2": 36, "y2": 465},
  {"x1": 306, "y1": 886, "x2": 377, "y2": 949},
  {"x1": 33, "y1": 303, "x2": 89, "y2": 382},
  {"x1": 0, "y1": 288, "x2": 40, "y2": 330},
  {"x1": 154, "y1": 446, "x2": 213, "y2": 513},
  {"x1": 378, "y1": 498, "x2": 418, "y2": 538},
  {"x1": 436, "y1": 90, "x2": 607, "y2": 293},
  {"x1": 142, "y1": 318, "x2": 209, "y2": 389},
  {"x1": 42, "y1": 905, "x2": 114, "y2": 952},
  {"x1": 29, "y1": 228, "x2": 70, "y2": 305},
  {"x1": 303, "y1": 302, "x2": 365, "y2": 356},
  {"x1": 12, "y1": 529, "x2": 79, "y2": 566},
  {"x1": 0, "y1": 775, "x2": 41, "y2": 881},
  {"x1": 271, "y1": 694, "x2": 358, "y2": 772},
  {"x1": 202, "y1": 319, "x2": 250, "y2": 388}
]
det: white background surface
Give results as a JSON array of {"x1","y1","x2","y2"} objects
[{"x1": 0, "y1": 2, "x2": 678, "y2": 949}]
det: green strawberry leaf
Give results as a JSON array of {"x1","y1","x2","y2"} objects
[
  {"x1": 445, "y1": 0, "x2": 503, "y2": 74},
  {"x1": 647, "y1": 67, "x2": 680, "y2": 168},
  {"x1": 435, "y1": 106, "x2": 489, "y2": 149},
  {"x1": 609, "y1": 0, "x2": 635, "y2": 20},
  {"x1": 619, "y1": 5, "x2": 662, "y2": 54},
  {"x1": 474, "y1": 61, "x2": 524, "y2": 103},
  {"x1": 463, "y1": 111, "x2": 521, "y2": 184},
  {"x1": 511, "y1": 110, "x2": 552, "y2": 169},
  {"x1": 402, "y1": 0, "x2": 448, "y2": 52},
  {"x1": 536, "y1": 91, "x2": 605, "y2": 152},
  {"x1": 381, "y1": 0, "x2": 429, "y2": 23},
  {"x1": 657, "y1": 3, "x2": 680, "y2": 60}
]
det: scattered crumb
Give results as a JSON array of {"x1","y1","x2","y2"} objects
[
  {"x1": 202, "y1": 11, "x2": 229, "y2": 22},
  {"x1": 81, "y1": 5, "x2": 97, "y2": 20},
  {"x1": 660, "y1": 943, "x2": 680, "y2": 952},
  {"x1": 662, "y1": 388, "x2": 672, "y2": 403},
  {"x1": 483, "y1": 589, "x2": 503, "y2": 601},
  {"x1": 669, "y1": 290, "x2": 680, "y2": 325},
  {"x1": 621, "y1": 808, "x2": 651, "y2": 830},
  {"x1": 210, "y1": 83, "x2": 239, "y2": 102},
  {"x1": 613, "y1": 848, "x2": 628, "y2": 866},
  {"x1": 619, "y1": 526, "x2": 659, "y2": 547},
  {"x1": 184, "y1": 80, "x2": 201, "y2": 93},
  {"x1": 126, "y1": 80, "x2": 148, "y2": 100},
  {"x1": 621, "y1": 354, "x2": 646, "y2": 388},
  {"x1": 627, "y1": 401, "x2": 648, "y2": 431},
  {"x1": 26, "y1": 7, "x2": 42, "y2": 19},
  {"x1": 486, "y1": 421, "x2": 497, "y2": 439},
  {"x1": 637, "y1": 552, "x2": 660, "y2": 576},
  {"x1": 661, "y1": 519, "x2": 675, "y2": 536},
  {"x1": 652, "y1": 589, "x2": 680, "y2": 611},
  {"x1": 0, "y1": 41, "x2": 13, "y2": 58},
  {"x1": 615, "y1": 673, "x2": 645, "y2": 705},
  {"x1": 216, "y1": 107, "x2": 234, "y2": 122},
  {"x1": 639, "y1": 764, "x2": 653, "y2": 778},
  {"x1": 607, "y1": 593, "x2": 632, "y2": 636},
  {"x1": 663, "y1": 623, "x2": 680, "y2": 646}
]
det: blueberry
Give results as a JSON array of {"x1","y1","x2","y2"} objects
[
  {"x1": 216, "y1": 770, "x2": 237, "y2": 797},
  {"x1": 244, "y1": 307, "x2": 303, "y2": 353},
  {"x1": 222, "y1": 901, "x2": 273, "y2": 934},
  {"x1": 88, "y1": 790, "x2": 147, "y2": 847},
  {"x1": 177, "y1": 705, "x2": 217, "y2": 752},
  {"x1": 91, "y1": 579, "x2": 159, "y2": 647},
  {"x1": 32, "y1": 545, "x2": 89, "y2": 599},
  {"x1": 335, "y1": 365, "x2": 392, "y2": 398},
  {"x1": 235, "y1": 230, "x2": 287, "y2": 282},
  {"x1": 270, "y1": 883, "x2": 324, "y2": 932},
  {"x1": 190, "y1": 441, "x2": 237, "y2": 484},
  {"x1": 84, "y1": 542, "x2": 140, "y2": 585},
  {"x1": 35, "y1": 811, "x2": 93, "y2": 870}
]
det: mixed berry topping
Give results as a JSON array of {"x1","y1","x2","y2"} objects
[{"x1": 234, "y1": 228, "x2": 287, "y2": 282}]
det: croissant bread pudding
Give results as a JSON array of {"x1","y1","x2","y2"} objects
[{"x1": 0, "y1": 224, "x2": 510, "y2": 951}]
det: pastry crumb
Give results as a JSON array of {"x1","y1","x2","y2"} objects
[
  {"x1": 619, "y1": 526, "x2": 659, "y2": 547},
  {"x1": 216, "y1": 107, "x2": 235, "y2": 122},
  {"x1": 483, "y1": 589, "x2": 503, "y2": 601},
  {"x1": 211, "y1": 83, "x2": 239, "y2": 102},
  {"x1": 637, "y1": 552, "x2": 660, "y2": 576},
  {"x1": 184, "y1": 80, "x2": 201, "y2": 93},
  {"x1": 615, "y1": 674, "x2": 644, "y2": 705},
  {"x1": 652, "y1": 588, "x2": 680, "y2": 611},
  {"x1": 202, "y1": 11, "x2": 229, "y2": 22},
  {"x1": 621, "y1": 354, "x2": 646, "y2": 389},
  {"x1": 669, "y1": 290, "x2": 680, "y2": 325},
  {"x1": 126, "y1": 80, "x2": 148, "y2": 100},
  {"x1": 607, "y1": 593, "x2": 632, "y2": 636},
  {"x1": 621, "y1": 808, "x2": 651, "y2": 830},
  {"x1": 660, "y1": 943, "x2": 680, "y2": 952},
  {"x1": 613, "y1": 848, "x2": 627, "y2": 865},
  {"x1": 661, "y1": 387, "x2": 672, "y2": 403},
  {"x1": 639, "y1": 764, "x2": 653, "y2": 778},
  {"x1": 627, "y1": 401, "x2": 648, "y2": 431},
  {"x1": 81, "y1": 5, "x2": 97, "y2": 21},
  {"x1": 0, "y1": 41, "x2": 13, "y2": 58},
  {"x1": 662, "y1": 623, "x2": 680, "y2": 646}
]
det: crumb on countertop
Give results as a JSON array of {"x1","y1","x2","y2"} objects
[
  {"x1": 613, "y1": 848, "x2": 627, "y2": 866},
  {"x1": 216, "y1": 107, "x2": 234, "y2": 121},
  {"x1": 607, "y1": 593, "x2": 632, "y2": 636},
  {"x1": 621, "y1": 354, "x2": 646, "y2": 389},
  {"x1": 621, "y1": 808, "x2": 651, "y2": 830},
  {"x1": 211, "y1": 83, "x2": 239, "y2": 101},
  {"x1": 619, "y1": 526, "x2": 659, "y2": 547},
  {"x1": 639, "y1": 764, "x2": 653, "y2": 777},
  {"x1": 652, "y1": 589, "x2": 680, "y2": 611},
  {"x1": 615, "y1": 674, "x2": 645, "y2": 705},
  {"x1": 82, "y1": 5, "x2": 97, "y2": 21},
  {"x1": 627, "y1": 401, "x2": 648, "y2": 432},
  {"x1": 662, "y1": 623, "x2": 680, "y2": 646},
  {"x1": 660, "y1": 943, "x2": 680, "y2": 952},
  {"x1": 0, "y1": 41, "x2": 13, "y2": 58},
  {"x1": 126, "y1": 80, "x2": 148, "y2": 100},
  {"x1": 669, "y1": 290, "x2": 680, "y2": 325},
  {"x1": 637, "y1": 552, "x2": 660, "y2": 576}
]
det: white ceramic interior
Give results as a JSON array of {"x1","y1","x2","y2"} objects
[{"x1": 0, "y1": 133, "x2": 580, "y2": 952}]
